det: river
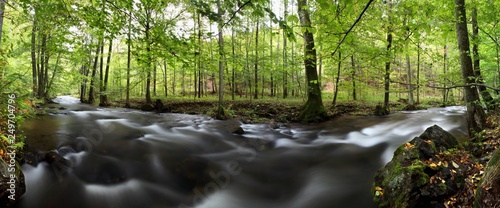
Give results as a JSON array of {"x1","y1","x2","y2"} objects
[{"x1": 16, "y1": 96, "x2": 467, "y2": 208}]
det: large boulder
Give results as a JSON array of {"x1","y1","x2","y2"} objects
[{"x1": 373, "y1": 125, "x2": 465, "y2": 208}]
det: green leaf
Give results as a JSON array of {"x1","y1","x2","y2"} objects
[{"x1": 286, "y1": 15, "x2": 299, "y2": 23}]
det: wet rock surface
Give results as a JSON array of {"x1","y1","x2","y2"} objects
[{"x1": 373, "y1": 125, "x2": 466, "y2": 208}]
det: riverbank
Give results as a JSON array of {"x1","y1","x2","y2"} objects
[{"x1": 112, "y1": 98, "x2": 417, "y2": 124}]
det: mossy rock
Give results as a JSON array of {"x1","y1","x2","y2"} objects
[{"x1": 373, "y1": 125, "x2": 463, "y2": 208}]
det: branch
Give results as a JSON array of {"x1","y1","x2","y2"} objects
[
  {"x1": 331, "y1": 0, "x2": 375, "y2": 56},
  {"x1": 222, "y1": 0, "x2": 252, "y2": 28},
  {"x1": 426, "y1": 83, "x2": 500, "y2": 91},
  {"x1": 390, "y1": 78, "x2": 500, "y2": 91}
]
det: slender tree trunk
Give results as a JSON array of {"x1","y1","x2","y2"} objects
[
  {"x1": 145, "y1": 12, "x2": 152, "y2": 104},
  {"x1": 163, "y1": 59, "x2": 168, "y2": 97},
  {"x1": 100, "y1": 39, "x2": 112, "y2": 106},
  {"x1": 333, "y1": 51, "x2": 341, "y2": 105},
  {"x1": 282, "y1": 0, "x2": 288, "y2": 99},
  {"x1": 471, "y1": 7, "x2": 494, "y2": 108},
  {"x1": 98, "y1": 38, "x2": 105, "y2": 105},
  {"x1": 38, "y1": 34, "x2": 47, "y2": 98},
  {"x1": 454, "y1": 0, "x2": 486, "y2": 136},
  {"x1": 31, "y1": 18, "x2": 38, "y2": 97},
  {"x1": 45, "y1": 53, "x2": 61, "y2": 97},
  {"x1": 351, "y1": 55, "x2": 357, "y2": 100},
  {"x1": 216, "y1": 0, "x2": 225, "y2": 119},
  {"x1": 89, "y1": 39, "x2": 101, "y2": 104},
  {"x1": 417, "y1": 43, "x2": 420, "y2": 104},
  {"x1": 254, "y1": 20, "x2": 259, "y2": 99},
  {"x1": 197, "y1": 12, "x2": 202, "y2": 98},
  {"x1": 406, "y1": 54, "x2": 414, "y2": 106},
  {"x1": 125, "y1": 12, "x2": 131, "y2": 108},
  {"x1": 382, "y1": 0, "x2": 393, "y2": 115},
  {"x1": 297, "y1": 0, "x2": 327, "y2": 122},
  {"x1": 231, "y1": 26, "x2": 236, "y2": 101}
]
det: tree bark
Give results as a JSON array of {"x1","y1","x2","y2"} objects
[
  {"x1": 282, "y1": 0, "x2": 288, "y2": 99},
  {"x1": 351, "y1": 55, "x2": 357, "y2": 100},
  {"x1": 333, "y1": 51, "x2": 341, "y2": 105},
  {"x1": 89, "y1": 39, "x2": 101, "y2": 104},
  {"x1": 100, "y1": 39, "x2": 112, "y2": 106},
  {"x1": 126, "y1": 12, "x2": 131, "y2": 108},
  {"x1": 254, "y1": 20, "x2": 259, "y2": 100},
  {"x1": 145, "y1": 12, "x2": 152, "y2": 104},
  {"x1": 454, "y1": 0, "x2": 486, "y2": 136},
  {"x1": 382, "y1": 0, "x2": 393, "y2": 115},
  {"x1": 297, "y1": 0, "x2": 327, "y2": 122},
  {"x1": 471, "y1": 7, "x2": 495, "y2": 108},
  {"x1": 31, "y1": 18, "x2": 38, "y2": 97},
  {"x1": 216, "y1": 0, "x2": 225, "y2": 119}
]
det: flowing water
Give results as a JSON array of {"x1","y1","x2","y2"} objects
[{"x1": 16, "y1": 96, "x2": 467, "y2": 208}]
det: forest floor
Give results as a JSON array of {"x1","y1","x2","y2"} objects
[{"x1": 114, "y1": 98, "x2": 414, "y2": 124}]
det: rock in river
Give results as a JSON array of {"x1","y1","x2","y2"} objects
[{"x1": 373, "y1": 125, "x2": 465, "y2": 208}]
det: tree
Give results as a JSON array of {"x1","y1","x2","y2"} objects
[
  {"x1": 215, "y1": 0, "x2": 225, "y2": 119},
  {"x1": 297, "y1": 0, "x2": 328, "y2": 122},
  {"x1": 471, "y1": 7, "x2": 494, "y2": 109},
  {"x1": 453, "y1": 0, "x2": 486, "y2": 136},
  {"x1": 382, "y1": 0, "x2": 393, "y2": 115}
]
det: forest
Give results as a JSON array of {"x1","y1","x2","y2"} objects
[
  {"x1": 1, "y1": 0, "x2": 500, "y2": 207},
  {"x1": 0, "y1": 0, "x2": 497, "y2": 119}
]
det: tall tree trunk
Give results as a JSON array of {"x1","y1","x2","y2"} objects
[
  {"x1": 231, "y1": 26, "x2": 235, "y2": 101},
  {"x1": 297, "y1": 0, "x2": 327, "y2": 122},
  {"x1": 333, "y1": 51, "x2": 341, "y2": 105},
  {"x1": 145, "y1": 12, "x2": 152, "y2": 104},
  {"x1": 351, "y1": 55, "x2": 357, "y2": 100},
  {"x1": 163, "y1": 59, "x2": 168, "y2": 97},
  {"x1": 100, "y1": 39, "x2": 112, "y2": 106},
  {"x1": 406, "y1": 54, "x2": 414, "y2": 106},
  {"x1": 98, "y1": 38, "x2": 105, "y2": 105},
  {"x1": 254, "y1": 20, "x2": 259, "y2": 99},
  {"x1": 454, "y1": 0, "x2": 486, "y2": 136},
  {"x1": 216, "y1": 0, "x2": 225, "y2": 119},
  {"x1": 382, "y1": 0, "x2": 393, "y2": 115},
  {"x1": 197, "y1": 12, "x2": 202, "y2": 98},
  {"x1": 471, "y1": 7, "x2": 495, "y2": 108},
  {"x1": 38, "y1": 34, "x2": 47, "y2": 98},
  {"x1": 417, "y1": 43, "x2": 420, "y2": 104},
  {"x1": 31, "y1": 18, "x2": 38, "y2": 97},
  {"x1": 126, "y1": 12, "x2": 131, "y2": 108},
  {"x1": 443, "y1": 45, "x2": 448, "y2": 106},
  {"x1": 282, "y1": 0, "x2": 288, "y2": 99},
  {"x1": 45, "y1": 53, "x2": 61, "y2": 97},
  {"x1": 89, "y1": 39, "x2": 101, "y2": 104}
]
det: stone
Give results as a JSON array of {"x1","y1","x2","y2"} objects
[
  {"x1": 373, "y1": 125, "x2": 463, "y2": 208},
  {"x1": 418, "y1": 125, "x2": 458, "y2": 150}
]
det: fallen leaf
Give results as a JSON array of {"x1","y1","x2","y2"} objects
[{"x1": 452, "y1": 161, "x2": 459, "y2": 169}]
